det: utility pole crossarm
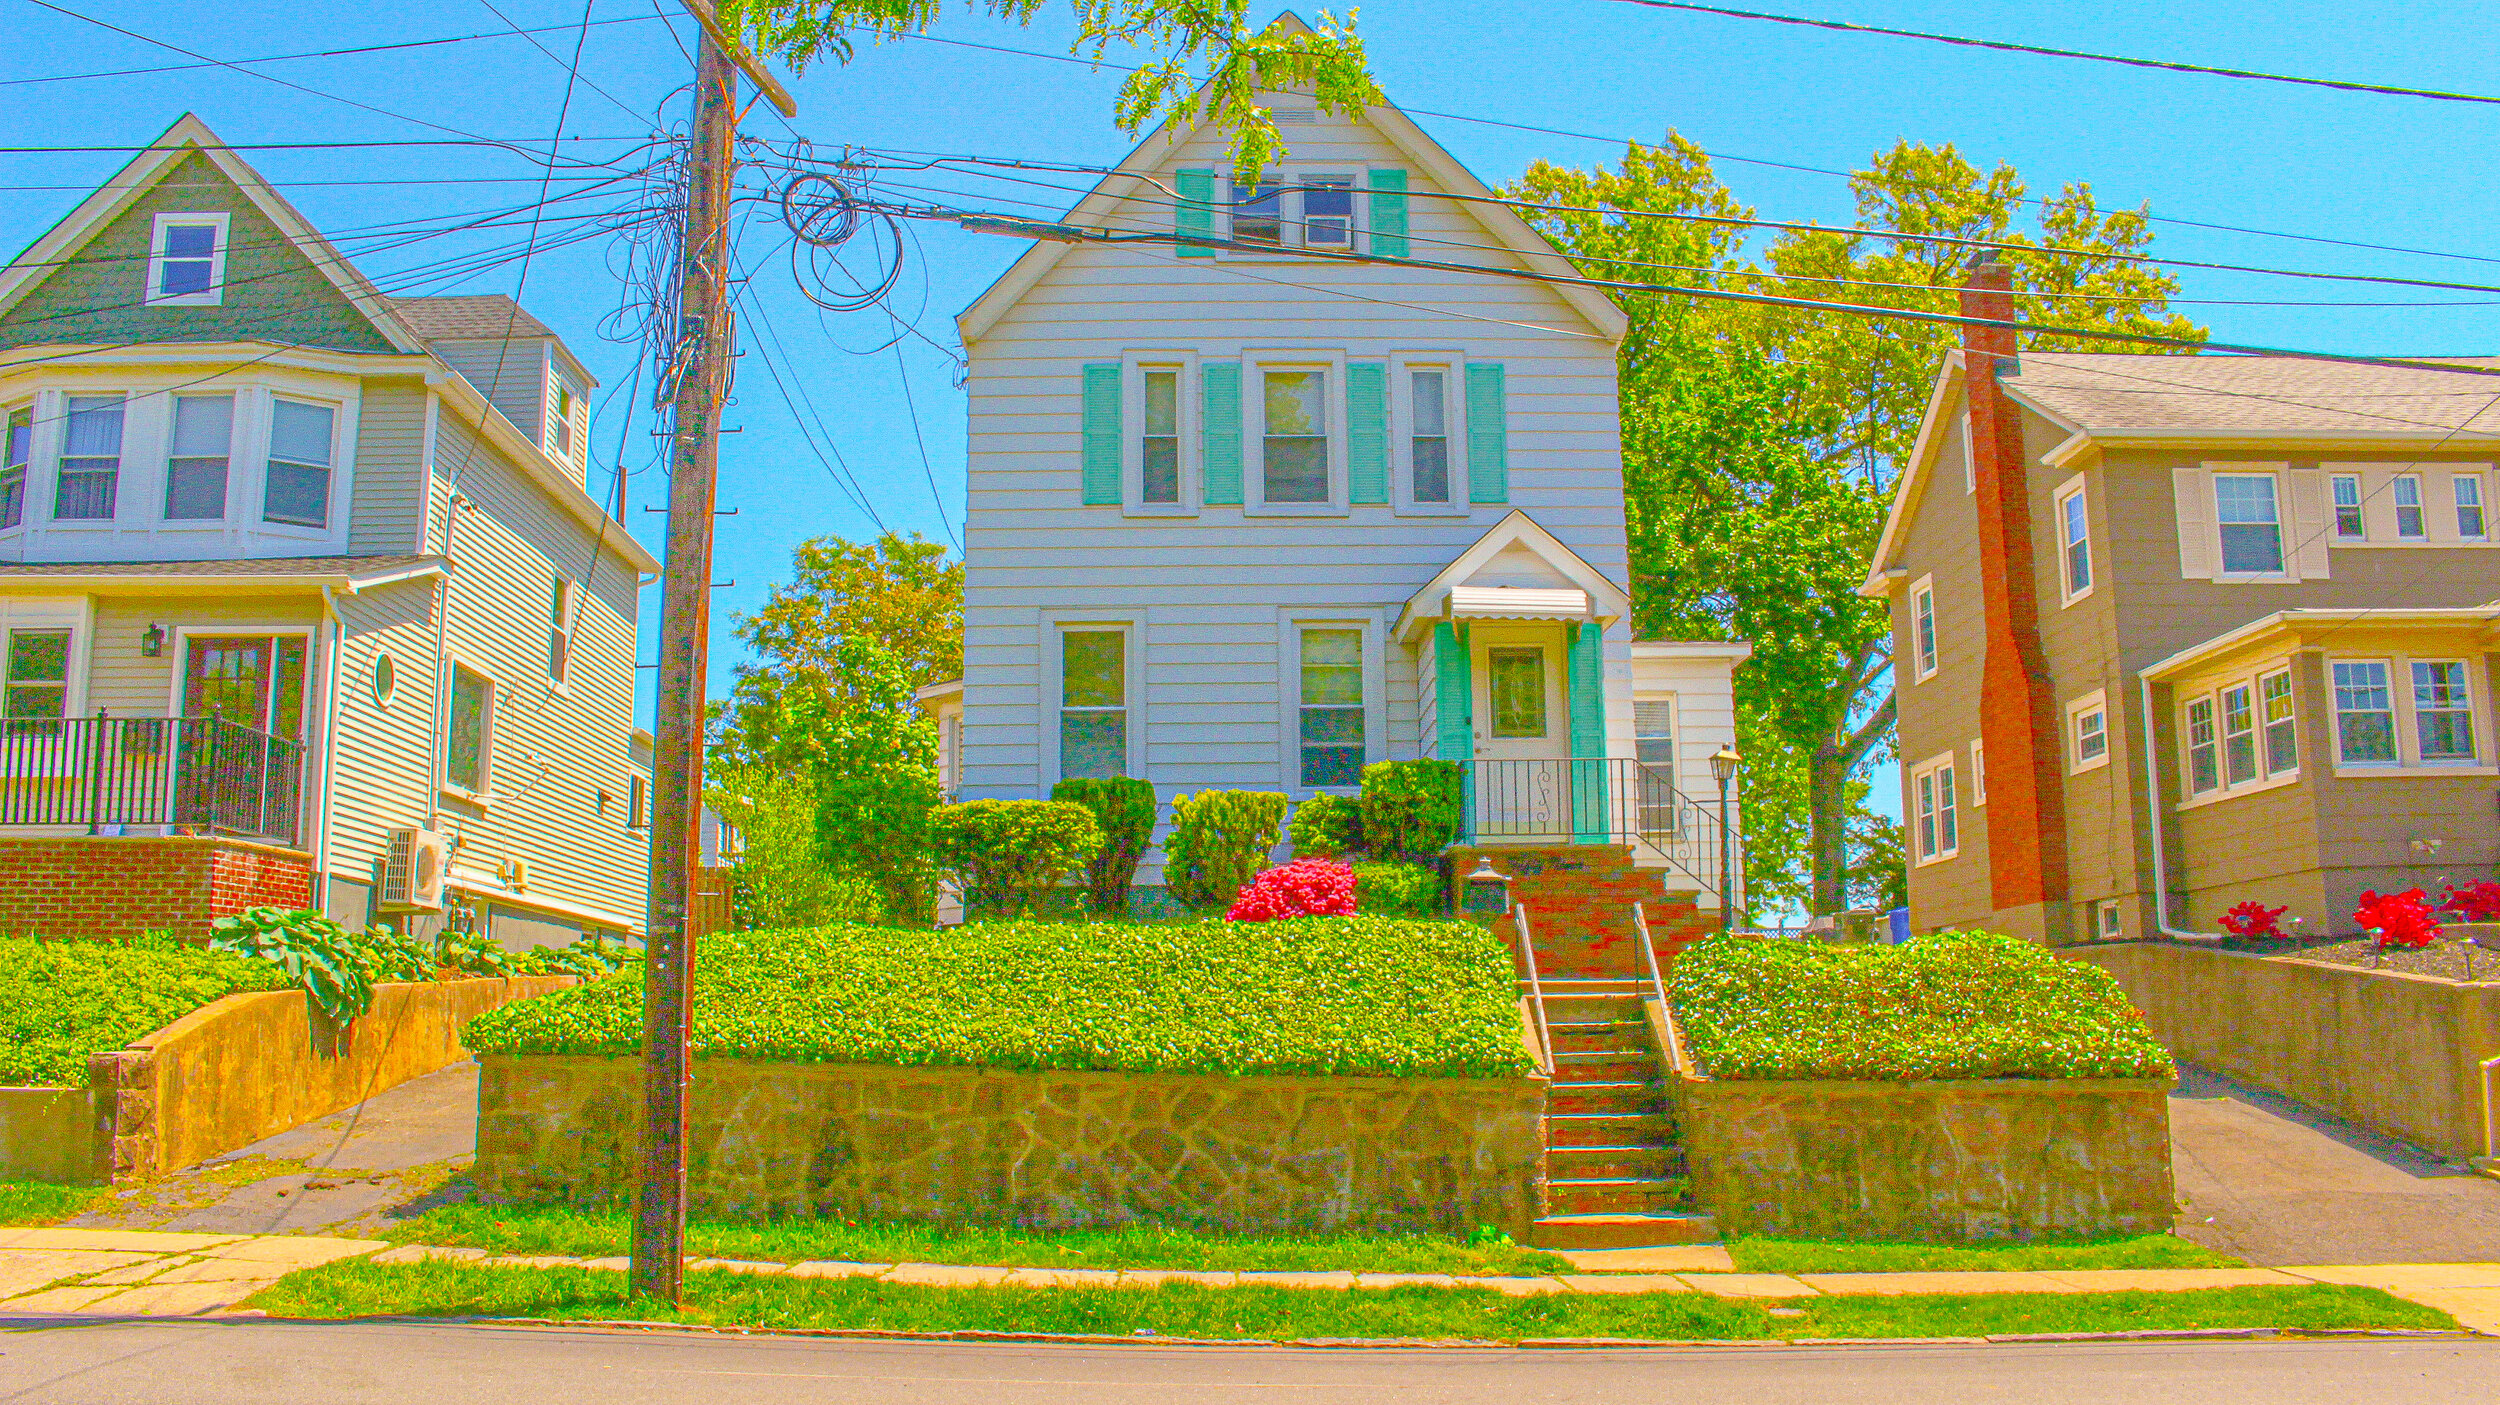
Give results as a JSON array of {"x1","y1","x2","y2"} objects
[{"x1": 675, "y1": 0, "x2": 799, "y2": 116}]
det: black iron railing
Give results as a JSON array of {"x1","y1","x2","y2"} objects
[
  {"x1": 0, "y1": 714, "x2": 305, "y2": 844},
  {"x1": 1461, "y1": 758, "x2": 1727, "y2": 897}
]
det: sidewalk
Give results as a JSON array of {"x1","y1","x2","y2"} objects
[{"x1": 4, "y1": 1227, "x2": 2496, "y2": 1334}]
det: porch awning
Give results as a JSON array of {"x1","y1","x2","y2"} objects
[{"x1": 1448, "y1": 585, "x2": 1590, "y2": 620}]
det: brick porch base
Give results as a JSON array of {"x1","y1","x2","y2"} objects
[{"x1": 0, "y1": 837, "x2": 313, "y2": 942}]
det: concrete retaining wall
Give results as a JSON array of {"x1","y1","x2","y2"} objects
[
  {"x1": 477, "y1": 1053, "x2": 1549, "y2": 1234},
  {"x1": 0, "y1": 974, "x2": 572, "y2": 1184},
  {"x1": 2070, "y1": 941, "x2": 2500, "y2": 1159},
  {"x1": 1653, "y1": 1002, "x2": 2175, "y2": 1241}
]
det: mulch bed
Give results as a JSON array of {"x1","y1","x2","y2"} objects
[{"x1": 2277, "y1": 937, "x2": 2497, "y2": 983}]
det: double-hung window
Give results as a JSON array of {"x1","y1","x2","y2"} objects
[
  {"x1": 1298, "y1": 175, "x2": 1355, "y2": 247},
  {"x1": 1296, "y1": 627, "x2": 1365, "y2": 787},
  {"x1": 1260, "y1": 368, "x2": 1329, "y2": 504},
  {"x1": 1408, "y1": 367, "x2": 1452, "y2": 505},
  {"x1": 2260, "y1": 670, "x2": 2297, "y2": 776},
  {"x1": 4, "y1": 629, "x2": 69, "y2": 722},
  {"x1": 2456, "y1": 475, "x2": 2488, "y2": 540},
  {"x1": 146, "y1": 213, "x2": 227, "y2": 306},
  {"x1": 2069, "y1": 692, "x2": 2109, "y2": 773},
  {"x1": 54, "y1": 396, "x2": 124, "y2": 520},
  {"x1": 2220, "y1": 683, "x2": 2258, "y2": 786},
  {"x1": 264, "y1": 399, "x2": 336, "y2": 527},
  {"x1": 2332, "y1": 660, "x2": 2397, "y2": 765},
  {"x1": 1058, "y1": 629, "x2": 1127, "y2": 780},
  {"x1": 1228, "y1": 173, "x2": 1359, "y2": 250},
  {"x1": 445, "y1": 663, "x2": 492, "y2": 794},
  {"x1": 2413, "y1": 661, "x2": 2476, "y2": 761},
  {"x1": 2184, "y1": 696, "x2": 2220, "y2": 794},
  {"x1": 1910, "y1": 578, "x2": 1938, "y2": 680},
  {"x1": 1140, "y1": 368, "x2": 1180, "y2": 505},
  {"x1": 2213, "y1": 473, "x2": 2284, "y2": 573},
  {"x1": 2331, "y1": 473, "x2": 2364, "y2": 540},
  {"x1": 1229, "y1": 175, "x2": 1284, "y2": 246},
  {"x1": 1911, "y1": 757, "x2": 1958, "y2": 864},
  {"x1": 2393, "y1": 474, "x2": 2426, "y2": 539},
  {"x1": 163, "y1": 394, "x2": 234, "y2": 520},
  {"x1": 1, "y1": 406, "x2": 27, "y2": 529},
  {"x1": 2057, "y1": 481, "x2": 2092, "y2": 599}
]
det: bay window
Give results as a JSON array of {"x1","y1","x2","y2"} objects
[
  {"x1": 163, "y1": 394, "x2": 233, "y2": 520},
  {"x1": 1, "y1": 405, "x2": 26, "y2": 529},
  {"x1": 264, "y1": 398, "x2": 335, "y2": 527},
  {"x1": 2260, "y1": 670, "x2": 2297, "y2": 776},
  {"x1": 2221, "y1": 682, "x2": 2257, "y2": 786},
  {"x1": 54, "y1": 396, "x2": 123, "y2": 520},
  {"x1": 2184, "y1": 696, "x2": 2219, "y2": 794}
]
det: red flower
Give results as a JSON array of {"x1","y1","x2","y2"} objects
[
  {"x1": 2354, "y1": 888, "x2": 2442, "y2": 950},
  {"x1": 2438, "y1": 881, "x2": 2500, "y2": 923},
  {"x1": 2218, "y1": 900, "x2": 2289, "y2": 941},
  {"x1": 1227, "y1": 858, "x2": 1358, "y2": 922}
]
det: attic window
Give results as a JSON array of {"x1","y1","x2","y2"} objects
[{"x1": 147, "y1": 213, "x2": 229, "y2": 307}]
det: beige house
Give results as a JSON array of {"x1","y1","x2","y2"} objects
[
  {"x1": 1866, "y1": 261, "x2": 2499, "y2": 943},
  {"x1": 0, "y1": 116, "x2": 657, "y2": 946}
]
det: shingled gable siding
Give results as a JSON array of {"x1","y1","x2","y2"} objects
[
  {"x1": 958, "y1": 105, "x2": 1629, "y2": 871},
  {"x1": 0, "y1": 151, "x2": 396, "y2": 353}
]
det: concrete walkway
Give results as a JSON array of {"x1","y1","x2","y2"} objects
[
  {"x1": 4, "y1": 1227, "x2": 2497, "y2": 1334},
  {"x1": 2170, "y1": 1065, "x2": 2500, "y2": 1266}
]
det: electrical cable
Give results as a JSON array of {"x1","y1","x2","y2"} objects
[
  {"x1": 890, "y1": 341, "x2": 961, "y2": 551},
  {"x1": 0, "y1": 12, "x2": 665, "y2": 87}
]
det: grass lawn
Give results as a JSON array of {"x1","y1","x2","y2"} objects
[
  {"x1": 378, "y1": 1203, "x2": 1571, "y2": 1276},
  {"x1": 248, "y1": 1260, "x2": 2454, "y2": 1341},
  {"x1": 0, "y1": 1179, "x2": 111, "y2": 1226},
  {"x1": 1728, "y1": 1233, "x2": 2243, "y2": 1274}
]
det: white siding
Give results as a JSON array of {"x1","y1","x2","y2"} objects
[
  {"x1": 428, "y1": 338, "x2": 550, "y2": 446},
  {"x1": 345, "y1": 378, "x2": 428, "y2": 555}
]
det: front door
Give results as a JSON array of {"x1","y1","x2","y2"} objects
[
  {"x1": 175, "y1": 635, "x2": 308, "y2": 841},
  {"x1": 181, "y1": 636, "x2": 307, "y2": 738},
  {"x1": 1470, "y1": 624, "x2": 1569, "y2": 835}
]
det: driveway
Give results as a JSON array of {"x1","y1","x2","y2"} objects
[{"x1": 2169, "y1": 1065, "x2": 2500, "y2": 1265}]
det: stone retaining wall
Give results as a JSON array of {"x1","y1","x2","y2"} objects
[
  {"x1": 1651, "y1": 1001, "x2": 2175, "y2": 1241},
  {"x1": 2070, "y1": 941, "x2": 2500, "y2": 1159},
  {"x1": 477, "y1": 1054, "x2": 1548, "y2": 1234}
]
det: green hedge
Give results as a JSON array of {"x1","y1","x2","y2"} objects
[
  {"x1": 467, "y1": 917, "x2": 1533, "y2": 1079},
  {"x1": 1672, "y1": 931, "x2": 2174, "y2": 1082},
  {"x1": 0, "y1": 936, "x2": 292, "y2": 1087}
]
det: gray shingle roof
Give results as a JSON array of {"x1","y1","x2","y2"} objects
[
  {"x1": 2012, "y1": 353, "x2": 2500, "y2": 436},
  {"x1": 0, "y1": 555, "x2": 433, "y2": 578},
  {"x1": 390, "y1": 295, "x2": 557, "y2": 342}
]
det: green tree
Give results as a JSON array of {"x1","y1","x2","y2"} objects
[
  {"x1": 1513, "y1": 138, "x2": 2205, "y2": 915},
  {"x1": 800, "y1": 637, "x2": 944, "y2": 926}
]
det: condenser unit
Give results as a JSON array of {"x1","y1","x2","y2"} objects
[{"x1": 380, "y1": 827, "x2": 448, "y2": 912}]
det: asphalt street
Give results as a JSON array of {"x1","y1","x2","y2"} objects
[{"x1": 3, "y1": 1320, "x2": 2496, "y2": 1405}]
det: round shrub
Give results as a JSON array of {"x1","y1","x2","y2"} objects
[
  {"x1": 1288, "y1": 793, "x2": 1363, "y2": 858},
  {"x1": 1164, "y1": 789, "x2": 1286, "y2": 909},
  {"x1": 1359, "y1": 759, "x2": 1462, "y2": 860},
  {"x1": 1228, "y1": 858, "x2": 1358, "y2": 922},
  {"x1": 1353, "y1": 860, "x2": 1442, "y2": 918},
  {"x1": 930, "y1": 799, "x2": 1105, "y2": 920},
  {"x1": 1051, "y1": 776, "x2": 1158, "y2": 916}
]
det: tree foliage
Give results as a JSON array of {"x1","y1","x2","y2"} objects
[{"x1": 802, "y1": 637, "x2": 944, "y2": 926}]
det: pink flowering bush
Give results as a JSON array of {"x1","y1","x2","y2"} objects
[
  {"x1": 2218, "y1": 900, "x2": 2290, "y2": 942},
  {"x1": 2355, "y1": 888, "x2": 2441, "y2": 950},
  {"x1": 1227, "y1": 858, "x2": 1357, "y2": 922},
  {"x1": 2438, "y1": 881, "x2": 2500, "y2": 923}
]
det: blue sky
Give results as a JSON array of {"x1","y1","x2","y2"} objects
[{"x1": 6, "y1": 0, "x2": 2495, "y2": 759}]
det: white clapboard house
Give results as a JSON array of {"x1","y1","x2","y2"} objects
[{"x1": 943, "y1": 16, "x2": 1745, "y2": 914}]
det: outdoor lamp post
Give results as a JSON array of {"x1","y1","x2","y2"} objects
[
  {"x1": 1710, "y1": 745, "x2": 1742, "y2": 934},
  {"x1": 1463, "y1": 855, "x2": 1514, "y2": 918}
]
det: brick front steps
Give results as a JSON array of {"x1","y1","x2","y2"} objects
[{"x1": 1526, "y1": 977, "x2": 1717, "y2": 1252}]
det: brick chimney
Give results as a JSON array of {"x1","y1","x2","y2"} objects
[{"x1": 1959, "y1": 257, "x2": 2069, "y2": 924}]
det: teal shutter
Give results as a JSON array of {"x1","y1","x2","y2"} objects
[
  {"x1": 1433, "y1": 622, "x2": 1472, "y2": 762},
  {"x1": 1175, "y1": 169, "x2": 1215, "y2": 257},
  {"x1": 1080, "y1": 363, "x2": 1122, "y2": 505},
  {"x1": 1201, "y1": 361, "x2": 1242, "y2": 504},
  {"x1": 1367, "y1": 168, "x2": 1409, "y2": 259},
  {"x1": 1466, "y1": 362, "x2": 1508, "y2": 503},
  {"x1": 1346, "y1": 361, "x2": 1388, "y2": 504},
  {"x1": 1567, "y1": 620, "x2": 1609, "y2": 843}
]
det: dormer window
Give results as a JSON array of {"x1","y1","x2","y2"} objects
[
  {"x1": 147, "y1": 214, "x2": 229, "y2": 307},
  {"x1": 547, "y1": 376, "x2": 579, "y2": 461}
]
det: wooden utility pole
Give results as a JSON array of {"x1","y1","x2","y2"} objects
[{"x1": 632, "y1": 7, "x2": 794, "y2": 1306}]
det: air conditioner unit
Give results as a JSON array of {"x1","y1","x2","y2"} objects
[{"x1": 381, "y1": 827, "x2": 448, "y2": 912}]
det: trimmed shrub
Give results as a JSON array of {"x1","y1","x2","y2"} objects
[
  {"x1": 1288, "y1": 793, "x2": 1364, "y2": 858},
  {"x1": 2443, "y1": 881, "x2": 2500, "y2": 922},
  {"x1": 1228, "y1": 859, "x2": 1358, "y2": 922},
  {"x1": 1164, "y1": 789, "x2": 1287, "y2": 909},
  {"x1": 465, "y1": 917, "x2": 1533, "y2": 1079},
  {"x1": 1360, "y1": 759, "x2": 1463, "y2": 860},
  {"x1": 1051, "y1": 776, "x2": 1158, "y2": 916},
  {"x1": 1354, "y1": 860, "x2": 1443, "y2": 918},
  {"x1": 0, "y1": 935, "x2": 290, "y2": 1087},
  {"x1": 930, "y1": 799, "x2": 1105, "y2": 920},
  {"x1": 1673, "y1": 930, "x2": 2174, "y2": 1082}
]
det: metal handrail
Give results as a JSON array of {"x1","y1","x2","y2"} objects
[
  {"x1": 1633, "y1": 901, "x2": 1693, "y2": 1077},
  {"x1": 1460, "y1": 757, "x2": 1725, "y2": 898},
  {"x1": 1514, "y1": 904, "x2": 1555, "y2": 1077}
]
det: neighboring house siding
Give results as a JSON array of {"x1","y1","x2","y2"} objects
[
  {"x1": 345, "y1": 378, "x2": 430, "y2": 555},
  {"x1": 0, "y1": 152, "x2": 395, "y2": 353},
  {"x1": 1893, "y1": 393, "x2": 1994, "y2": 930},
  {"x1": 428, "y1": 338, "x2": 550, "y2": 447},
  {"x1": 959, "y1": 111, "x2": 1628, "y2": 835}
]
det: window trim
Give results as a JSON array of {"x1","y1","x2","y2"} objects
[
  {"x1": 2392, "y1": 472, "x2": 2427, "y2": 540},
  {"x1": 1039, "y1": 615, "x2": 1144, "y2": 790},
  {"x1": 1909, "y1": 575, "x2": 1938, "y2": 681},
  {"x1": 145, "y1": 212, "x2": 230, "y2": 308},
  {"x1": 2176, "y1": 663, "x2": 2308, "y2": 809},
  {"x1": 2067, "y1": 690, "x2": 2110, "y2": 774},
  {"x1": 51, "y1": 392, "x2": 127, "y2": 524},
  {"x1": 1241, "y1": 349, "x2": 1349, "y2": 516},
  {"x1": 262, "y1": 394, "x2": 340, "y2": 530},
  {"x1": 1120, "y1": 349, "x2": 1199, "y2": 517},
  {"x1": 2330, "y1": 472, "x2": 2365, "y2": 541},
  {"x1": 1, "y1": 401, "x2": 31, "y2": 533},
  {"x1": 2211, "y1": 469, "x2": 2289, "y2": 578},
  {"x1": 2094, "y1": 898, "x2": 2124, "y2": 940},
  {"x1": 1908, "y1": 752, "x2": 1959, "y2": 866},
  {"x1": 2183, "y1": 693, "x2": 2220, "y2": 797},
  {"x1": 2259, "y1": 668, "x2": 2298, "y2": 779},
  {"x1": 1387, "y1": 351, "x2": 1470, "y2": 515},
  {"x1": 440, "y1": 655, "x2": 497, "y2": 802},
  {"x1": 2455, "y1": 472, "x2": 2488, "y2": 542},
  {"x1": 2054, "y1": 474, "x2": 2094, "y2": 604},
  {"x1": 2409, "y1": 657, "x2": 2480, "y2": 765},
  {"x1": 2329, "y1": 657, "x2": 2399, "y2": 771},
  {"x1": 161, "y1": 391, "x2": 236, "y2": 523},
  {"x1": 1219, "y1": 169, "x2": 1372, "y2": 257},
  {"x1": 1275, "y1": 612, "x2": 1383, "y2": 795}
]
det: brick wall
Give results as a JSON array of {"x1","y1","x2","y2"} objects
[
  {"x1": 0, "y1": 837, "x2": 313, "y2": 942},
  {"x1": 1455, "y1": 844, "x2": 1717, "y2": 981}
]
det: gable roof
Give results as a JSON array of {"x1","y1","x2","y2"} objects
[
  {"x1": 954, "y1": 12, "x2": 1627, "y2": 347},
  {"x1": 1394, "y1": 509, "x2": 1632, "y2": 643},
  {"x1": 392, "y1": 295, "x2": 558, "y2": 341},
  {"x1": 0, "y1": 114, "x2": 424, "y2": 352}
]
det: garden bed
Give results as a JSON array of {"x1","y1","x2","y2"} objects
[{"x1": 2276, "y1": 936, "x2": 2496, "y2": 983}]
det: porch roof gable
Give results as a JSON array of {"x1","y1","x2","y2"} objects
[{"x1": 1394, "y1": 509, "x2": 1631, "y2": 644}]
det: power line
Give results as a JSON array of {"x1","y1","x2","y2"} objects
[
  {"x1": 890, "y1": 342, "x2": 960, "y2": 551},
  {"x1": 0, "y1": 12, "x2": 665, "y2": 87},
  {"x1": 471, "y1": 0, "x2": 656, "y2": 129},
  {"x1": 1603, "y1": 1, "x2": 2500, "y2": 106}
]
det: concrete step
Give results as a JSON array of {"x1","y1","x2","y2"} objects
[
  {"x1": 1546, "y1": 1144, "x2": 1683, "y2": 1180},
  {"x1": 1545, "y1": 1111, "x2": 1672, "y2": 1147},
  {"x1": 1550, "y1": 1052, "x2": 1656, "y2": 1083},
  {"x1": 1546, "y1": 1083, "x2": 1663, "y2": 1117},
  {"x1": 1526, "y1": 1212, "x2": 1720, "y2": 1251},
  {"x1": 1546, "y1": 1175, "x2": 1687, "y2": 1218}
]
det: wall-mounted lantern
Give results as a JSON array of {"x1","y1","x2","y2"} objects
[{"x1": 140, "y1": 624, "x2": 166, "y2": 658}]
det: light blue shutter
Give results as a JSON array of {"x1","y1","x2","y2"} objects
[
  {"x1": 1080, "y1": 363, "x2": 1121, "y2": 505},
  {"x1": 1175, "y1": 169, "x2": 1215, "y2": 257},
  {"x1": 1433, "y1": 621, "x2": 1472, "y2": 762},
  {"x1": 1567, "y1": 620, "x2": 1608, "y2": 843},
  {"x1": 1466, "y1": 362, "x2": 1508, "y2": 504},
  {"x1": 1367, "y1": 169, "x2": 1409, "y2": 259},
  {"x1": 1346, "y1": 361, "x2": 1388, "y2": 504},
  {"x1": 1201, "y1": 361, "x2": 1242, "y2": 504}
]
